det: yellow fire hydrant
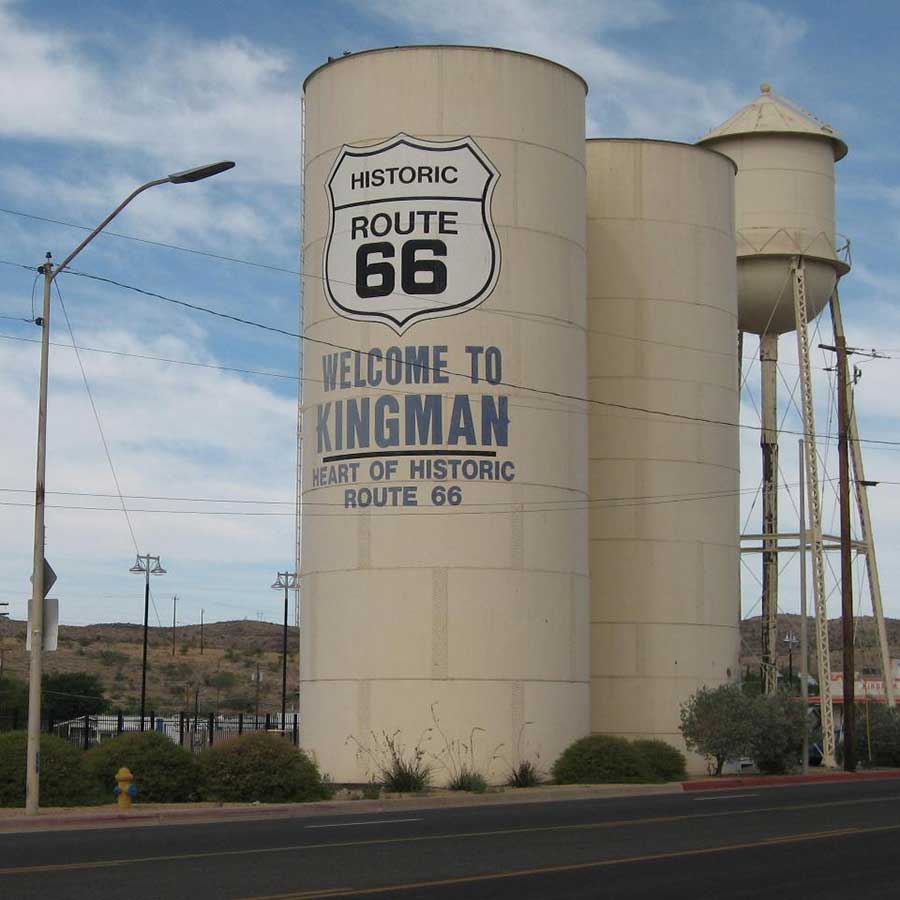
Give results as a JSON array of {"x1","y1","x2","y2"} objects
[{"x1": 115, "y1": 767, "x2": 136, "y2": 809}]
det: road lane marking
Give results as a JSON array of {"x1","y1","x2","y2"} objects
[
  {"x1": 2, "y1": 792, "x2": 898, "y2": 877},
  {"x1": 305, "y1": 819, "x2": 422, "y2": 829},
  {"x1": 694, "y1": 793, "x2": 759, "y2": 801},
  {"x1": 238, "y1": 823, "x2": 900, "y2": 899}
]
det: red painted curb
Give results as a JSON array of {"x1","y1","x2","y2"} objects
[{"x1": 682, "y1": 769, "x2": 900, "y2": 792}]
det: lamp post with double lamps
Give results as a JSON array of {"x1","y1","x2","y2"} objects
[
  {"x1": 271, "y1": 571, "x2": 298, "y2": 732},
  {"x1": 783, "y1": 631, "x2": 800, "y2": 692},
  {"x1": 24, "y1": 161, "x2": 235, "y2": 814}
]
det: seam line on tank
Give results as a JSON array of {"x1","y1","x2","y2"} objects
[
  {"x1": 588, "y1": 456, "x2": 739, "y2": 471},
  {"x1": 298, "y1": 677, "x2": 590, "y2": 684},
  {"x1": 590, "y1": 621, "x2": 740, "y2": 629},
  {"x1": 586, "y1": 216, "x2": 734, "y2": 239},
  {"x1": 305, "y1": 134, "x2": 587, "y2": 173},
  {"x1": 301, "y1": 481, "x2": 587, "y2": 496},
  {"x1": 300, "y1": 566, "x2": 591, "y2": 577},
  {"x1": 304, "y1": 222, "x2": 586, "y2": 254},
  {"x1": 587, "y1": 297, "x2": 738, "y2": 318},
  {"x1": 589, "y1": 538, "x2": 737, "y2": 549}
]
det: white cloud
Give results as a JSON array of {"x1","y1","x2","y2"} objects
[
  {"x1": 354, "y1": 0, "x2": 742, "y2": 139},
  {"x1": 0, "y1": 314, "x2": 298, "y2": 622},
  {"x1": 724, "y1": 1, "x2": 808, "y2": 66}
]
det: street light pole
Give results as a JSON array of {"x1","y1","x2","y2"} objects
[
  {"x1": 271, "y1": 571, "x2": 298, "y2": 733},
  {"x1": 130, "y1": 554, "x2": 166, "y2": 730},
  {"x1": 24, "y1": 160, "x2": 234, "y2": 815}
]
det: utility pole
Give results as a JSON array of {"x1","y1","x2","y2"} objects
[
  {"x1": 172, "y1": 596, "x2": 177, "y2": 657},
  {"x1": 254, "y1": 662, "x2": 261, "y2": 725},
  {"x1": 22, "y1": 160, "x2": 234, "y2": 815},
  {"x1": 200, "y1": 609, "x2": 204, "y2": 655},
  {"x1": 821, "y1": 337, "x2": 856, "y2": 770},
  {"x1": 799, "y1": 439, "x2": 809, "y2": 773},
  {"x1": 271, "y1": 571, "x2": 298, "y2": 732},
  {"x1": 837, "y1": 335, "x2": 856, "y2": 771},
  {"x1": 129, "y1": 555, "x2": 166, "y2": 731}
]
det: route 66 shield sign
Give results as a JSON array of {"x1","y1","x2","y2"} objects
[{"x1": 323, "y1": 133, "x2": 501, "y2": 334}]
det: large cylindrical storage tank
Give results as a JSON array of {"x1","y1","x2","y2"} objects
[
  {"x1": 585, "y1": 140, "x2": 740, "y2": 765},
  {"x1": 697, "y1": 85, "x2": 849, "y2": 335},
  {"x1": 300, "y1": 46, "x2": 590, "y2": 782}
]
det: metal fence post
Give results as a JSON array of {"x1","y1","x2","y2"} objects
[
  {"x1": 238, "y1": 712, "x2": 243, "y2": 736},
  {"x1": 293, "y1": 713, "x2": 298, "y2": 746},
  {"x1": 150, "y1": 710, "x2": 156, "y2": 731},
  {"x1": 208, "y1": 712, "x2": 215, "y2": 747},
  {"x1": 117, "y1": 710, "x2": 124, "y2": 735},
  {"x1": 83, "y1": 714, "x2": 90, "y2": 750},
  {"x1": 265, "y1": 712, "x2": 271, "y2": 733},
  {"x1": 179, "y1": 711, "x2": 185, "y2": 746}
]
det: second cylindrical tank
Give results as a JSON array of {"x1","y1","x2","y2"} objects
[{"x1": 585, "y1": 140, "x2": 741, "y2": 764}]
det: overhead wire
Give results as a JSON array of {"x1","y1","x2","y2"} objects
[
  {"x1": 29, "y1": 263, "x2": 900, "y2": 449},
  {"x1": 53, "y1": 279, "x2": 162, "y2": 628}
]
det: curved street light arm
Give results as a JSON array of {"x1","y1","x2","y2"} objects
[{"x1": 52, "y1": 177, "x2": 171, "y2": 279}]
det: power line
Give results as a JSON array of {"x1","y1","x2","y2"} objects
[
  {"x1": 5, "y1": 257, "x2": 900, "y2": 447},
  {"x1": 0, "y1": 206, "x2": 300, "y2": 276},
  {"x1": 54, "y1": 280, "x2": 162, "y2": 629},
  {"x1": 61, "y1": 265, "x2": 900, "y2": 449}
]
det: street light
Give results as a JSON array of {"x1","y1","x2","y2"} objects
[
  {"x1": 24, "y1": 160, "x2": 234, "y2": 814},
  {"x1": 783, "y1": 631, "x2": 800, "y2": 692},
  {"x1": 130, "y1": 555, "x2": 166, "y2": 730},
  {"x1": 271, "y1": 571, "x2": 298, "y2": 733}
]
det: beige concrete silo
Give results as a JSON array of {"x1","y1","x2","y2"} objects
[
  {"x1": 586, "y1": 140, "x2": 740, "y2": 763},
  {"x1": 300, "y1": 46, "x2": 590, "y2": 782}
]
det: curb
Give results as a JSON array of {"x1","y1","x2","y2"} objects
[
  {"x1": 4, "y1": 771, "x2": 899, "y2": 832},
  {"x1": 0, "y1": 784, "x2": 682, "y2": 833},
  {"x1": 682, "y1": 769, "x2": 900, "y2": 792}
]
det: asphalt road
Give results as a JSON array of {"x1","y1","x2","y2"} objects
[{"x1": 2, "y1": 781, "x2": 900, "y2": 899}]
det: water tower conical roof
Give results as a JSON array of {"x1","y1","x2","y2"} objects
[{"x1": 699, "y1": 84, "x2": 847, "y2": 160}]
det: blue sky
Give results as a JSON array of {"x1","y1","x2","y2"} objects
[{"x1": 1, "y1": 0, "x2": 899, "y2": 631}]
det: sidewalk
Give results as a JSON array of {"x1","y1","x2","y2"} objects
[{"x1": 2, "y1": 768, "x2": 898, "y2": 834}]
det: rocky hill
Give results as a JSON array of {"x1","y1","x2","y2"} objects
[
  {"x1": 0, "y1": 618, "x2": 298, "y2": 715},
  {"x1": 739, "y1": 614, "x2": 900, "y2": 675}
]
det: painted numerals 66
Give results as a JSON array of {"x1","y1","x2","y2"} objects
[
  {"x1": 356, "y1": 240, "x2": 448, "y2": 298},
  {"x1": 431, "y1": 485, "x2": 463, "y2": 506}
]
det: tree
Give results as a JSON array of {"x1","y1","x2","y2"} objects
[
  {"x1": 0, "y1": 674, "x2": 28, "y2": 719},
  {"x1": 680, "y1": 684, "x2": 754, "y2": 775},
  {"x1": 749, "y1": 692, "x2": 807, "y2": 774},
  {"x1": 42, "y1": 672, "x2": 109, "y2": 722}
]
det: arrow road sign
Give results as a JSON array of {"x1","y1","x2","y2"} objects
[{"x1": 29, "y1": 559, "x2": 57, "y2": 597}]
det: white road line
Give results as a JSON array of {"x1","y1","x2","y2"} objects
[
  {"x1": 304, "y1": 818, "x2": 423, "y2": 829},
  {"x1": 693, "y1": 793, "x2": 759, "y2": 801}
]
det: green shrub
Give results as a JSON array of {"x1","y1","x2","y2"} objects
[
  {"x1": 506, "y1": 760, "x2": 541, "y2": 788},
  {"x1": 632, "y1": 739, "x2": 688, "y2": 781},
  {"x1": 749, "y1": 693, "x2": 807, "y2": 775},
  {"x1": 847, "y1": 704, "x2": 900, "y2": 768},
  {"x1": 199, "y1": 733, "x2": 330, "y2": 803},
  {"x1": 551, "y1": 735, "x2": 656, "y2": 784},
  {"x1": 0, "y1": 732, "x2": 95, "y2": 807},
  {"x1": 680, "y1": 684, "x2": 755, "y2": 776},
  {"x1": 84, "y1": 732, "x2": 198, "y2": 803},
  {"x1": 447, "y1": 767, "x2": 487, "y2": 792}
]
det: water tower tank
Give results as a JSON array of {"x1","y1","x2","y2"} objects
[
  {"x1": 697, "y1": 85, "x2": 849, "y2": 334},
  {"x1": 300, "y1": 46, "x2": 590, "y2": 782}
]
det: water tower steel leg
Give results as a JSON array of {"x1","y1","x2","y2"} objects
[
  {"x1": 760, "y1": 333, "x2": 780, "y2": 694},
  {"x1": 793, "y1": 259, "x2": 836, "y2": 766},
  {"x1": 830, "y1": 292, "x2": 895, "y2": 709}
]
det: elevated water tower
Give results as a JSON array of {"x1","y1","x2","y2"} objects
[{"x1": 699, "y1": 85, "x2": 851, "y2": 765}]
